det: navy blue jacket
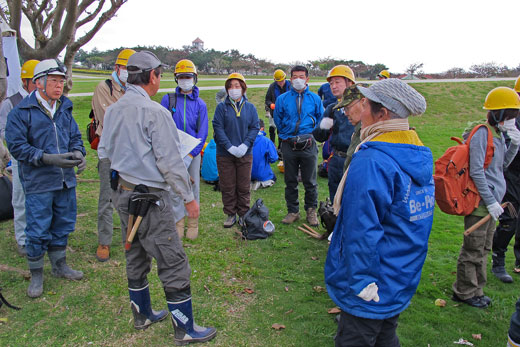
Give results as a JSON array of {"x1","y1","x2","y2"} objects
[
  {"x1": 264, "y1": 80, "x2": 291, "y2": 111},
  {"x1": 318, "y1": 83, "x2": 336, "y2": 108},
  {"x1": 273, "y1": 86, "x2": 324, "y2": 140},
  {"x1": 212, "y1": 96, "x2": 259, "y2": 157},
  {"x1": 5, "y1": 92, "x2": 85, "y2": 194},
  {"x1": 313, "y1": 103, "x2": 355, "y2": 153}
]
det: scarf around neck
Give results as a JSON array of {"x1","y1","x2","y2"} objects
[{"x1": 332, "y1": 118, "x2": 410, "y2": 215}]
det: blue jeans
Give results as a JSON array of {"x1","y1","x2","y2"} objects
[{"x1": 25, "y1": 188, "x2": 77, "y2": 258}]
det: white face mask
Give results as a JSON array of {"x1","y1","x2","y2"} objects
[
  {"x1": 292, "y1": 78, "x2": 306, "y2": 91},
  {"x1": 499, "y1": 119, "x2": 516, "y2": 132},
  {"x1": 228, "y1": 88, "x2": 242, "y2": 101},
  {"x1": 118, "y1": 69, "x2": 128, "y2": 84},
  {"x1": 178, "y1": 78, "x2": 194, "y2": 92}
]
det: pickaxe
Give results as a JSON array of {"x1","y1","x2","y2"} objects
[
  {"x1": 464, "y1": 202, "x2": 518, "y2": 236},
  {"x1": 124, "y1": 192, "x2": 160, "y2": 250}
]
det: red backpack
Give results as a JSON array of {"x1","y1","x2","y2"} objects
[{"x1": 434, "y1": 124, "x2": 494, "y2": 216}]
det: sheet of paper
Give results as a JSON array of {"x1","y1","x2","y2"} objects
[{"x1": 177, "y1": 129, "x2": 201, "y2": 159}]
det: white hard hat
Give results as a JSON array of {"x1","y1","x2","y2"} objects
[{"x1": 33, "y1": 59, "x2": 67, "y2": 82}]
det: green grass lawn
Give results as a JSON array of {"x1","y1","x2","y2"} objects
[{"x1": 0, "y1": 79, "x2": 518, "y2": 346}]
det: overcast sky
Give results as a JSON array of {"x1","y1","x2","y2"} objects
[{"x1": 20, "y1": 0, "x2": 520, "y2": 74}]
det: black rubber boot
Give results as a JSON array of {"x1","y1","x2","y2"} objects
[
  {"x1": 492, "y1": 253, "x2": 513, "y2": 283},
  {"x1": 48, "y1": 247, "x2": 83, "y2": 280},
  {"x1": 27, "y1": 256, "x2": 44, "y2": 298}
]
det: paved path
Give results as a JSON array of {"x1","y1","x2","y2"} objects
[{"x1": 67, "y1": 77, "x2": 517, "y2": 97}]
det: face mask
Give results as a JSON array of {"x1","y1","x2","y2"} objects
[
  {"x1": 118, "y1": 69, "x2": 128, "y2": 83},
  {"x1": 228, "y1": 88, "x2": 242, "y2": 101},
  {"x1": 292, "y1": 78, "x2": 306, "y2": 90},
  {"x1": 499, "y1": 119, "x2": 516, "y2": 132},
  {"x1": 178, "y1": 78, "x2": 194, "y2": 92}
]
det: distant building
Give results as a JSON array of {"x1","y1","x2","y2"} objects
[{"x1": 192, "y1": 37, "x2": 204, "y2": 50}]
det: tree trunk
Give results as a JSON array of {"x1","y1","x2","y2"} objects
[{"x1": 0, "y1": 27, "x2": 6, "y2": 103}]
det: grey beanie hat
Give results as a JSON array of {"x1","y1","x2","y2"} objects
[{"x1": 357, "y1": 79, "x2": 427, "y2": 118}]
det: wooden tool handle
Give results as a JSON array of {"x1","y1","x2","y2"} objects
[
  {"x1": 124, "y1": 216, "x2": 143, "y2": 250},
  {"x1": 463, "y1": 202, "x2": 509, "y2": 236},
  {"x1": 125, "y1": 215, "x2": 135, "y2": 245},
  {"x1": 298, "y1": 226, "x2": 321, "y2": 239}
]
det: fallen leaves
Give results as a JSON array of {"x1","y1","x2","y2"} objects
[
  {"x1": 471, "y1": 334, "x2": 481, "y2": 340},
  {"x1": 435, "y1": 299, "x2": 446, "y2": 307},
  {"x1": 327, "y1": 307, "x2": 341, "y2": 314},
  {"x1": 284, "y1": 286, "x2": 289, "y2": 292},
  {"x1": 313, "y1": 286, "x2": 326, "y2": 293},
  {"x1": 453, "y1": 338, "x2": 474, "y2": 346},
  {"x1": 243, "y1": 288, "x2": 254, "y2": 294},
  {"x1": 271, "y1": 323, "x2": 285, "y2": 330}
]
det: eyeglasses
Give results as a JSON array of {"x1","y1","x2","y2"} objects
[
  {"x1": 343, "y1": 99, "x2": 361, "y2": 114},
  {"x1": 47, "y1": 77, "x2": 66, "y2": 85}
]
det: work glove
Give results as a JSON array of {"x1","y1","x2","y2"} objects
[
  {"x1": 227, "y1": 146, "x2": 240, "y2": 157},
  {"x1": 357, "y1": 282, "x2": 380, "y2": 302},
  {"x1": 183, "y1": 154, "x2": 193, "y2": 169},
  {"x1": 320, "y1": 117, "x2": 334, "y2": 130},
  {"x1": 235, "y1": 144, "x2": 248, "y2": 158},
  {"x1": 486, "y1": 202, "x2": 504, "y2": 221},
  {"x1": 73, "y1": 150, "x2": 87, "y2": 174},
  {"x1": 42, "y1": 152, "x2": 81, "y2": 168},
  {"x1": 507, "y1": 127, "x2": 520, "y2": 145}
]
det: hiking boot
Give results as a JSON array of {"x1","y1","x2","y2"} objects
[
  {"x1": 167, "y1": 297, "x2": 217, "y2": 346},
  {"x1": 223, "y1": 214, "x2": 236, "y2": 228},
  {"x1": 492, "y1": 253, "x2": 513, "y2": 283},
  {"x1": 281, "y1": 212, "x2": 300, "y2": 225},
  {"x1": 96, "y1": 244, "x2": 110, "y2": 262},
  {"x1": 186, "y1": 217, "x2": 198, "y2": 240},
  {"x1": 129, "y1": 283, "x2": 168, "y2": 330},
  {"x1": 17, "y1": 244, "x2": 27, "y2": 257},
  {"x1": 176, "y1": 218, "x2": 185, "y2": 239},
  {"x1": 48, "y1": 248, "x2": 83, "y2": 280},
  {"x1": 306, "y1": 208, "x2": 319, "y2": 227},
  {"x1": 27, "y1": 256, "x2": 44, "y2": 298},
  {"x1": 477, "y1": 295, "x2": 492, "y2": 306},
  {"x1": 452, "y1": 293, "x2": 488, "y2": 308},
  {"x1": 238, "y1": 216, "x2": 245, "y2": 227}
]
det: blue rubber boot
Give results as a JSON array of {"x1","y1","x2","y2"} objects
[
  {"x1": 167, "y1": 297, "x2": 217, "y2": 345},
  {"x1": 129, "y1": 280, "x2": 168, "y2": 330}
]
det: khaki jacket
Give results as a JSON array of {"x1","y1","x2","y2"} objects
[{"x1": 91, "y1": 75, "x2": 125, "y2": 137}]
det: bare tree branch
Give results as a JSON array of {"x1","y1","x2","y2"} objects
[
  {"x1": 51, "y1": 0, "x2": 69, "y2": 38},
  {"x1": 77, "y1": 0, "x2": 105, "y2": 28}
]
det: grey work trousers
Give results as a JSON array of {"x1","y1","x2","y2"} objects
[
  {"x1": 281, "y1": 140, "x2": 318, "y2": 213},
  {"x1": 452, "y1": 214, "x2": 495, "y2": 300},
  {"x1": 97, "y1": 158, "x2": 116, "y2": 245},
  {"x1": 112, "y1": 186, "x2": 191, "y2": 291},
  {"x1": 11, "y1": 158, "x2": 27, "y2": 246}
]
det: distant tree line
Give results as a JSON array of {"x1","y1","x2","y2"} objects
[{"x1": 74, "y1": 46, "x2": 520, "y2": 80}]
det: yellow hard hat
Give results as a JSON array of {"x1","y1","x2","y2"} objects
[
  {"x1": 483, "y1": 87, "x2": 520, "y2": 110},
  {"x1": 226, "y1": 72, "x2": 246, "y2": 85},
  {"x1": 20, "y1": 60, "x2": 40, "y2": 79},
  {"x1": 514, "y1": 76, "x2": 520, "y2": 93},
  {"x1": 175, "y1": 59, "x2": 197, "y2": 76},
  {"x1": 326, "y1": 65, "x2": 356, "y2": 83},
  {"x1": 273, "y1": 69, "x2": 286, "y2": 82},
  {"x1": 378, "y1": 70, "x2": 390, "y2": 79},
  {"x1": 115, "y1": 49, "x2": 136, "y2": 66}
]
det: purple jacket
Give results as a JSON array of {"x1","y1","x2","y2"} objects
[{"x1": 160, "y1": 86, "x2": 208, "y2": 157}]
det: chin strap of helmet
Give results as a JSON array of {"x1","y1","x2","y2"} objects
[{"x1": 491, "y1": 109, "x2": 506, "y2": 125}]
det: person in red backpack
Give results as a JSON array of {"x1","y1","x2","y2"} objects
[{"x1": 452, "y1": 87, "x2": 520, "y2": 308}]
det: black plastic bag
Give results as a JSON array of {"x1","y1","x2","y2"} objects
[{"x1": 241, "y1": 199, "x2": 273, "y2": 240}]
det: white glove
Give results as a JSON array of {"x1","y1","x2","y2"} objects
[
  {"x1": 320, "y1": 117, "x2": 334, "y2": 130},
  {"x1": 235, "y1": 144, "x2": 248, "y2": 158},
  {"x1": 357, "y1": 282, "x2": 380, "y2": 302},
  {"x1": 507, "y1": 127, "x2": 520, "y2": 145},
  {"x1": 227, "y1": 146, "x2": 240, "y2": 157},
  {"x1": 183, "y1": 155, "x2": 193, "y2": 169},
  {"x1": 486, "y1": 202, "x2": 504, "y2": 221}
]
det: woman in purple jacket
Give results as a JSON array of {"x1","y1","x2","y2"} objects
[{"x1": 160, "y1": 59, "x2": 208, "y2": 239}]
